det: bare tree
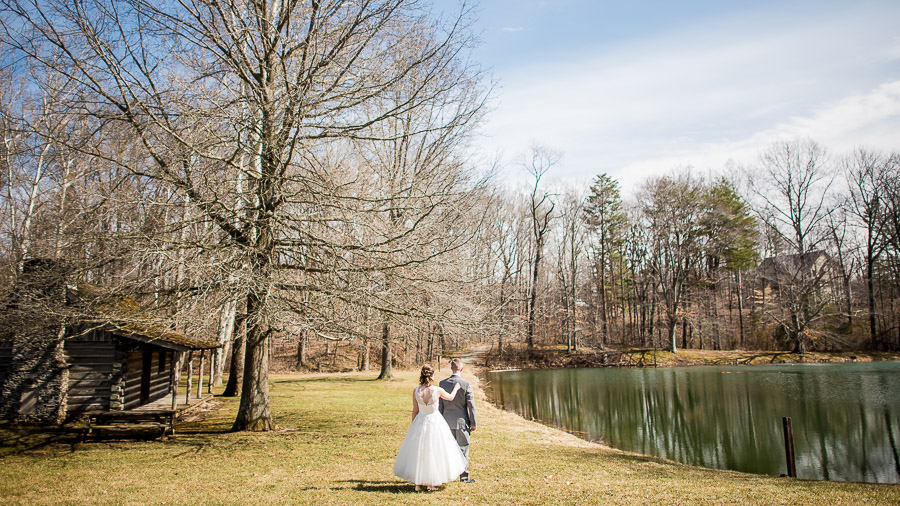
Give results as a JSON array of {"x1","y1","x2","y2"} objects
[
  {"x1": 483, "y1": 190, "x2": 524, "y2": 354},
  {"x1": 844, "y1": 148, "x2": 894, "y2": 348},
  {"x1": 523, "y1": 145, "x2": 558, "y2": 350},
  {"x1": 826, "y1": 210, "x2": 855, "y2": 328},
  {"x1": 554, "y1": 185, "x2": 586, "y2": 352},
  {"x1": 0, "y1": 62, "x2": 81, "y2": 272},
  {"x1": 751, "y1": 139, "x2": 835, "y2": 353},
  {"x1": 638, "y1": 173, "x2": 707, "y2": 353}
]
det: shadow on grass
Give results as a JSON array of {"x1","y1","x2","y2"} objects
[
  {"x1": 0, "y1": 422, "x2": 245, "y2": 459},
  {"x1": 334, "y1": 480, "x2": 417, "y2": 494},
  {"x1": 0, "y1": 425, "x2": 84, "y2": 457}
]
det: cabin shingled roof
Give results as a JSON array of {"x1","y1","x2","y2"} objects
[{"x1": 74, "y1": 283, "x2": 218, "y2": 351}]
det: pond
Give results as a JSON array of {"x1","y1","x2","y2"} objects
[{"x1": 484, "y1": 361, "x2": 900, "y2": 483}]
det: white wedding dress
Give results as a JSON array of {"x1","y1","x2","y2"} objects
[{"x1": 393, "y1": 385, "x2": 467, "y2": 486}]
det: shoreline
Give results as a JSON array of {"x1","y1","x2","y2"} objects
[{"x1": 476, "y1": 346, "x2": 900, "y2": 371}]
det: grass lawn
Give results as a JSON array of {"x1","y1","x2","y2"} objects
[{"x1": 1, "y1": 370, "x2": 898, "y2": 504}]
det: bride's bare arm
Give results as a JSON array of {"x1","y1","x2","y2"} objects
[{"x1": 437, "y1": 383, "x2": 461, "y2": 401}]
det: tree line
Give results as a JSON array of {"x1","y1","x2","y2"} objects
[
  {"x1": 489, "y1": 141, "x2": 900, "y2": 360},
  {"x1": 1, "y1": 1, "x2": 898, "y2": 433}
]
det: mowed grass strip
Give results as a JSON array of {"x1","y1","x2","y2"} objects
[{"x1": 1, "y1": 371, "x2": 898, "y2": 505}]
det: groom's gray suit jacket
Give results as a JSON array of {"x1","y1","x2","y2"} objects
[{"x1": 439, "y1": 374, "x2": 476, "y2": 469}]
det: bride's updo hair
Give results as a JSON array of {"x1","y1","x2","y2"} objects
[{"x1": 419, "y1": 365, "x2": 435, "y2": 386}]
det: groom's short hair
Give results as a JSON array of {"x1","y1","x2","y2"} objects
[{"x1": 450, "y1": 358, "x2": 463, "y2": 372}]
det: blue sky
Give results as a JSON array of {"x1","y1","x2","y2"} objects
[{"x1": 469, "y1": 0, "x2": 900, "y2": 192}]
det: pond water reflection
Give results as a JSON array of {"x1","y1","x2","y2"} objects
[{"x1": 485, "y1": 361, "x2": 900, "y2": 483}]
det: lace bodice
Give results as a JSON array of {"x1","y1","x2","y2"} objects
[{"x1": 415, "y1": 386, "x2": 439, "y2": 414}]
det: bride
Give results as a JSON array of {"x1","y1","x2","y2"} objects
[{"x1": 394, "y1": 365, "x2": 468, "y2": 491}]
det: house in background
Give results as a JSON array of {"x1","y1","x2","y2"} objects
[
  {"x1": 756, "y1": 250, "x2": 839, "y2": 293},
  {"x1": 0, "y1": 260, "x2": 217, "y2": 424}
]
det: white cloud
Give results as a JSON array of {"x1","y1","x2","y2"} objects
[
  {"x1": 784, "y1": 81, "x2": 900, "y2": 143},
  {"x1": 631, "y1": 81, "x2": 895, "y2": 164},
  {"x1": 477, "y1": 2, "x2": 900, "y2": 194},
  {"x1": 588, "y1": 80, "x2": 900, "y2": 195},
  {"x1": 502, "y1": 26, "x2": 525, "y2": 32}
]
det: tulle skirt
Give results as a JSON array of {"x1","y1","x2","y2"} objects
[{"x1": 394, "y1": 411, "x2": 467, "y2": 486}]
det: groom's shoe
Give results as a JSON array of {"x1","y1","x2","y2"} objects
[{"x1": 460, "y1": 473, "x2": 475, "y2": 483}]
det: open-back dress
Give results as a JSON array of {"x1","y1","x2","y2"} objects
[{"x1": 393, "y1": 385, "x2": 467, "y2": 486}]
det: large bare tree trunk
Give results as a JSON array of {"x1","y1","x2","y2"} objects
[{"x1": 233, "y1": 292, "x2": 274, "y2": 431}]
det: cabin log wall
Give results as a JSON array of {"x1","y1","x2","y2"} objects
[
  {"x1": 0, "y1": 327, "x2": 67, "y2": 423},
  {"x1": 65, "y1": 328, "x2": 117, "y2": 413}
]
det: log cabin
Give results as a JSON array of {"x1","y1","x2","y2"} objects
[{"x1": 0, "y1": 261, "x2": 218, "y2": 424}]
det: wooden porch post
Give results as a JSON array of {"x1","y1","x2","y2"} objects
[
  {"x1": 170, "y1": 352, "x2": 177, "y2": 410},
  {"x1": 197, "y1": 350, "x2": 205, "y2": 399},
  {"x1": 185, "y1": 351, "x2": 193, "y2": 404},
  {"x1": 208, "y1": 351, "x2": 215, "y2": 394}
]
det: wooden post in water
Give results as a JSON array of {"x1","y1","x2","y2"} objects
[{"x1": 782, "y1": 416, "x2": 797, "y2": 478}]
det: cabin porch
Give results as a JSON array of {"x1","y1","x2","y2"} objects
[
  {"x1": 84, "y1": 391, "x2": 216, "y2": 439},
  {"x1": 82, "y1": 345, "x2": 219, "y2": 439}
]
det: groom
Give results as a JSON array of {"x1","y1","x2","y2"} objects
[{"x1": 439, "y1": 358, "x2": 477, "y2": 483}]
